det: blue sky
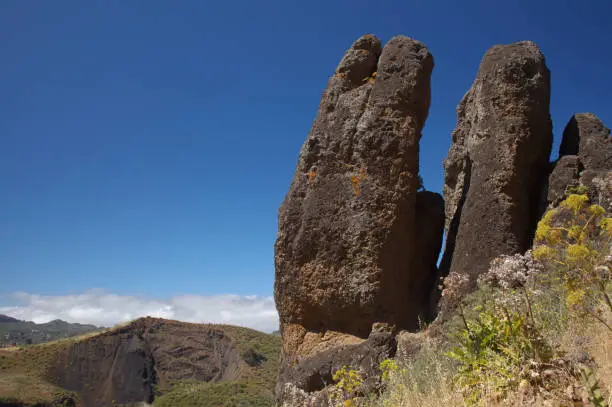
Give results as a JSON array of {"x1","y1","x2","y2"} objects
[{"x1": 1, "y1": 0, "x2": 611, "y2": 328}]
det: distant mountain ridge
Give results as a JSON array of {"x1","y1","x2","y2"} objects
[
  {"x1": 0, "y1": 314, "x2": 100, "y2": 347},
  {"x1": 0, "y1": 315, "x2": 20, "y2": 324}
]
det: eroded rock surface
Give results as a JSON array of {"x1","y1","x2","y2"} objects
[
  {"x1": 274, "y1": 33, "x2": 436, "y2": 404},
  {"x1": 48, "y1": 318, "x2": 250, "y2": 407},
  {"x1": 276, "y1": 328, "x2": 396, "y2": 407},
  {"x1": 560, "y1": 113, "x2": 611, "y2": 171},
  {"x1": 546, "y1": 156, "x2": 581, "y2": 206},
  {"x1": 274, "y1": 34, "x2": 434, "y2": 346},
  {"x1": 440, "y1": 41, "x2": 553, "y2": 298},
  {"x1": 549, "y1": 113, "x2": 611, "y2": 209}
]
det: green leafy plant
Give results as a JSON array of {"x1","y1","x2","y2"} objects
[
  {"x1": 445, "y1": 303, "x2": 553, "y2": 405},
  {"x1": 379, "y1": 359, "x2": 402, "y2": 383},
  {"x1": 329, "y1": 366, "x2": 364, "y2": 406}
]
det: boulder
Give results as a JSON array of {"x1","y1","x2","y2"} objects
[
  {"x1": 276, "y1": 328, "x2": 396, "y2": 407},
  {"x1": 440, "y1": 41, "x2": 553, "y2": 299}
]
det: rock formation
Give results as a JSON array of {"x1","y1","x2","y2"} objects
[
  {"x1": 560, "y1": 113, "x2": 611, "y2": 171},
  {"x1": 274, "y1": 34, "x2": 439, "y2": 402},
  {"x1": 278, "y1": 326, "x2": 396, "y2": 406},
  {"x1": 546, "y1": 155, "x2": 581, "y2": 206},
  {"x1": 45, "y1": 318, "x2": 278, "y2": 407},
  {"x1": 440, "y1": 41, "x2": 553, "y2": 299},
  {"x1": 548, "y1": 113, "x2": 611, "y2": 208}
]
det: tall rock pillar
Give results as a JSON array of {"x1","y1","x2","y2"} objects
[
  {"x1": 274, "y1": 34, "x2": 437, "y2": 404},
  {"x1": 440, "y1": 42, "x2": 553, "y2": 305}
]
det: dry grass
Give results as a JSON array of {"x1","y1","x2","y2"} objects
[
  {"x1": 367, "y1": 338, "x2": 465, "y2": 407},
  {"x1": 586, "y1": 310, "x2": 612, "y2": 406},
  {"x1": 0, "y1": 372, "x2": 66, "y2": 404},
  {"x1": 368, "y1": 289, "x2": 612, "y2": 407}
]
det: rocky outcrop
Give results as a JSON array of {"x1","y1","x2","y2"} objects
[
  {"x1": 440, "y1": 42, "x2": 553, "y2": 298},
  {"x1": 47, "y1": 318, "x2": 271, "y2": 407},
  {"x1": 275, "y1": 34, "x2": 434, "y2": 346},
  {"x1": 274, "y1": 33, "x2": 437, "y2": 404},
  {"x1": 582, "y1": 170, "x2": 612, "y2": 209},
  {"x1": 546, "y1": 156, "x2": 581, "y2": 206},
  {"x1": 560, "y1": 113, "x2": 611, "y2": 171},
  {"x1": 277, "y1": 327, "x2": 396, "y2": 407},
  {"x1": 548, "y1": 113, "x2": 611, "y2": 208}
]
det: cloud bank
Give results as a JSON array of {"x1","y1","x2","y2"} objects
[{"x1": 0, "y1": 290, "x2": 279, "y2": 333}]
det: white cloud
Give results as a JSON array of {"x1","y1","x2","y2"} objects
[{"x1": 0, "y1": 290, "x2": 279, "y2": 333}]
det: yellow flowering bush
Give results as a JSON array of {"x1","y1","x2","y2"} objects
[
  {"x1": 534, "y1": 193, "x2": 611, "y2": 330},
  {"x1": 329, "y1": 366, "x2": 364, "y2": 406}
]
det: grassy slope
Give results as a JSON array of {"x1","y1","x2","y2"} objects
[
  {"x1": 153, "y1": 324, "x2": 281, "y2": 407},
  {"x1": 0, "y1": 338, "x2": 82, "y2": 406},
  {"x1": 0, "y1": 320, "x2": 281, "y2": 407}
]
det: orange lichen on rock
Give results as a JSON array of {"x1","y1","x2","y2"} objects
[{"x1": 350, "y1": 168, "x2": 367, "y2": 196}]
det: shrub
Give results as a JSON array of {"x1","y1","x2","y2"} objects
[
  {"x1": 329, "y1": 366, "x2": 364, "y2": 406},
  {"x1": 444, "y1": 193, "x2": 612, "y2": 405},
  {"x1": 371, "y1": 191, "x2": 611, "y2": 407},
  {"x1": 534, "y1": 193, "x2": 612, "y2": 332}
]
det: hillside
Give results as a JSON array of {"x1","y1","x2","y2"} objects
[
  {"x1": 0, "y1": 317, "x2": 281, "y2": 407},
  {"x1": 0, "y1": 315, "x2": 100, "y2": 347}
]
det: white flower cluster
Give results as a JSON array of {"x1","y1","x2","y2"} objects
[
  {"x1": 440, "y1": 272, "x2": 470, "y2": 308},
  {"x1": 479, "y1": 250, "x2": 542, "y2": 290}
]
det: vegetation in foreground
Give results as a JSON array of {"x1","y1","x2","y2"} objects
[{"x1": 327, "y1": 191, "x2": 611, "y2": 406}]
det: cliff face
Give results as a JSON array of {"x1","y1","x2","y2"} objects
[
  {"x1": 439, "y1": 42, "x2": 553, "y2": 303},
  {"x1": 42, "y1": 318, "x2": 278, "y2": 407}
]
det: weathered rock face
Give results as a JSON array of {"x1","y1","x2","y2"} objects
[
  {"x1": 274, "y1": 34, "x2": 434, "y2": 357},
  {"x1": 276, "y1": 328, "x2": 396, "y2": 407},
  {"x1": 546, "y1": 156, "x2": 580, "y2": 206},
  {"x1": 48, "y1": 318, "x2": 246, "y2": 407},
  {"x1": 274, "y1": 33, "x2": 437, "y2": 405},
  {"x1": 582, "y1": 170, "x2": 612, "y2": 209},
  {"x1": 549, "y1": 113, "x2": 611, "y2": 209},
  {"x1": 440, "y1": 42, "x2": 553, "y2": 297},
  {"x1": 560, "y1": 113, "x2": 611, "y2": 171}
]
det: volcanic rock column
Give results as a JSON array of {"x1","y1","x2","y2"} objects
[
  {"x1": 440, "y1": 41, "x2": 553, "y2": 302},
  {"x1": 274, "y1": 34, "x2": 435, "y2": 362}
]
